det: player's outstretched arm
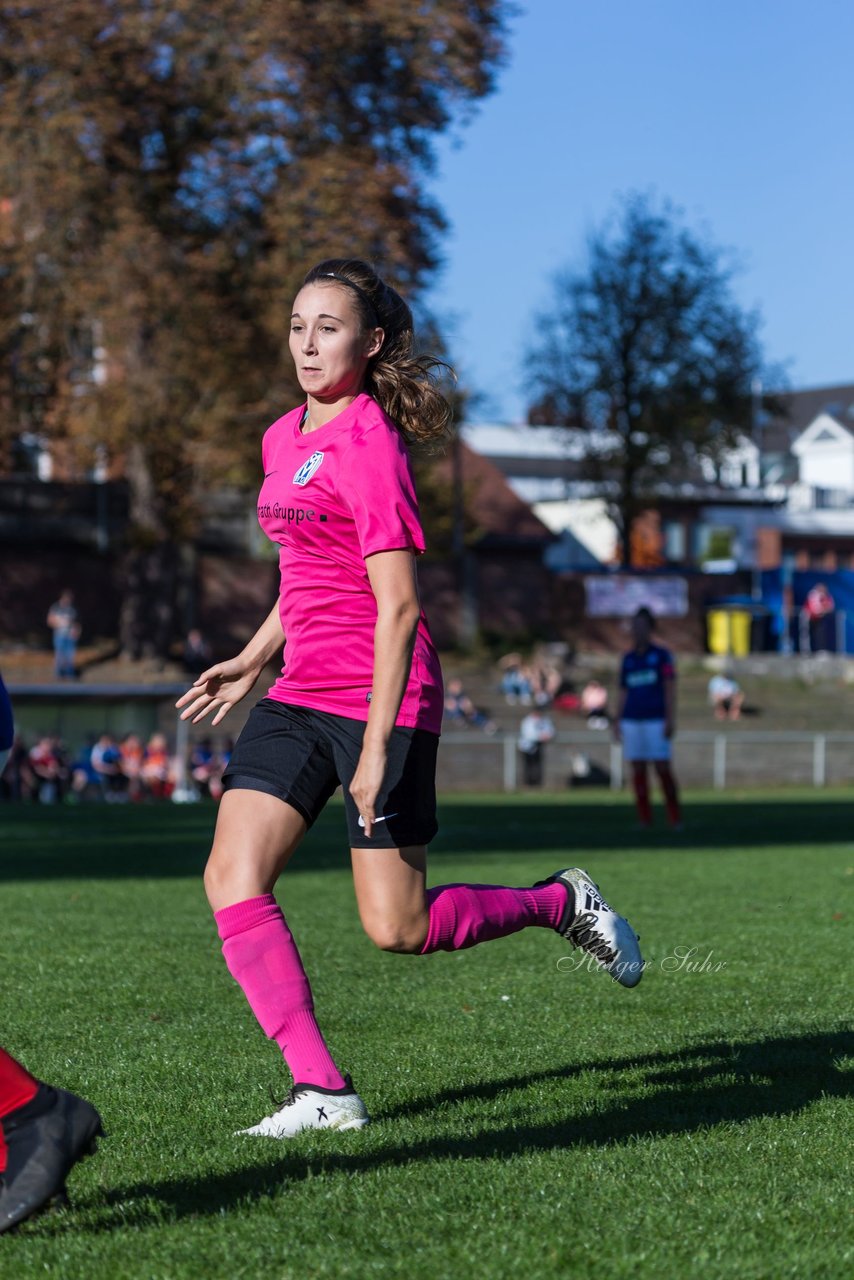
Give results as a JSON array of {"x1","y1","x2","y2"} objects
[{"x1": 176, "y1": 602, "x2": 285, "y2": 726}]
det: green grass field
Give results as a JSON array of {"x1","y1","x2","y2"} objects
[{"x1": 1, "y1": 793, "x2": 851, "y2": 1280}]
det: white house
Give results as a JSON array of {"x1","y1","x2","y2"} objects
[
  {"x1": 460, "y1": 422, "x2": 618, "y2": 565},
  {"x1": 462, "y1": 383, "x2": 854, "y2": 572},
  {"x1": 790, "y1": 411, "x2": 854, "y2": 500}
]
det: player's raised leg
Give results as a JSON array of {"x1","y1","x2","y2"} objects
[{"x1": 350, "y1": 846, "x2": 644, "y2": 989}]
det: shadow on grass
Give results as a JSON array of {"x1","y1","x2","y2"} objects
[
  {"x1": 1, "y1": 796, "x2": 852, "y2": 883},
  {"x1": 47, "y1": 1028, "x2": 853, "y2": 1232}
]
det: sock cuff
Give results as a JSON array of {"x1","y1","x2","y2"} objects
[
  {"x1": 421, "y1": 885, "x2": 459, "y2": 953},
  {"x1": 523, "y1": 882, "x2": 567, "y2": 930},
  {"x1": 214, "y1": 893, "x2": 282, "y2": 941}
]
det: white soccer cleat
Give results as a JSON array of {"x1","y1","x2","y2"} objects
[
  {"x1": 543, "y1": 867, "x2": 644, "y2": 988},
  {"x1": 237, "y1": 1076, "x2": 369, "y2": 1139}
]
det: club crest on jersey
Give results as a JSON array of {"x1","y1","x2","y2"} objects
[{"x1": 293, "y1": 451, "x2": 324, "y2": 486}]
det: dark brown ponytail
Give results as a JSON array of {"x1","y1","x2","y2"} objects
[{"x1": 302, "y1": 258, "x2": 454, "y2": 451}]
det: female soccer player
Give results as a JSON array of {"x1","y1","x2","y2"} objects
[
  {"x1": 614, "y1": 607, "x2": 682, "y2": 829},
  {"x1": 177, "y1": 259, "x2": 643, "y2": 1139}
]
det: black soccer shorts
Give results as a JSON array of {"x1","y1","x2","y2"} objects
[{"x1": 222, "y1": 698, "x2": 439, "y2": 849}]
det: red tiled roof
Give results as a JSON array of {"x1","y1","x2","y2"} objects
[{"x1": 431, "y1": 442, "x2": 554, "y2": 542}]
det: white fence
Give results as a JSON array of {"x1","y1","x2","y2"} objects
[{"x1": 435, "y1": 730, "x2": 854, "y2": 793}]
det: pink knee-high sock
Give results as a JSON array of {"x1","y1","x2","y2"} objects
[
  {"x1": 420, "y1": 881, "x2": 567, "y2": 953},
  {"x1": 214, "y1": 894, "x2": 346, "y2": 1091}
]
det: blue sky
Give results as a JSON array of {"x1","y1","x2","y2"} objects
[{"x1": 426, "y1": 0, "x2": 854, "y2": 421}]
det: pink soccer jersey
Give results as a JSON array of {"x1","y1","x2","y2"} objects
[{"x1": 257, "y1": 393, "x2": 444, "y2": 732}]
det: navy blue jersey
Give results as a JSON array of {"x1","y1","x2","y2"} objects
[
  {"x1": 620, "y1": 644, "x2": 675, "y2": 720},
  {"x1": 0, "y1": 671, "x2": 13, "y2": 751}
]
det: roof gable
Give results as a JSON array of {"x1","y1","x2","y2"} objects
[
  {"x1": 791, "y1": 411, "x2": 854, "y2": 455},
  {"x1": 768, "y1": 382, "x2": 854, "y2": 437}
]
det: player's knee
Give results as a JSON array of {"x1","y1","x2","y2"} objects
[
  {"x1": 203, "y1": 850, "x2": 224, "y2": 907},
  {"x1": 203, "y1": 846, "x2": 243, "y2": 911},
  {"x1": 362, "y1": 914, "x2": 428, "y2": 954}
]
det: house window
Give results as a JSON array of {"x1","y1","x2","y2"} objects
[
  {"x1": 695, "y1": 524, "x2": 735, "y2": 565},
  {"x1": 663, "y1": 521, "x2": 686, "y2": 561}
]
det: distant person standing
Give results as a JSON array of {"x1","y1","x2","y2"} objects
[
  {"x1": 47, "y1": 589, "x2": 80, "y2": 679},
  {"x1": 518, "y1": 707, "x2": 556, "y2": 786},
  {"x1": 804, "y1": 582, "x2": 835, "y2": 653},
  {"x1": 183, "y1": 628, "x2": 212, "y2": 677},
  {"x1": 614, "y1": 608, "x2": 682, "y2": 829}
]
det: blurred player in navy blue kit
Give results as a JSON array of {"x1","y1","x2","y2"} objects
[{"x1": 614, "y1": 609, "x2": 682, "y2": 829}]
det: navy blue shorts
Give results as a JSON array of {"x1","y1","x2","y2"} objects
[{"x1": 222, "y1": 699, "x2": 439, "y2": 849}]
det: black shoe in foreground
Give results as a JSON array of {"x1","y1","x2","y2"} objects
[{"x1": 0, "y1": 1083, "x2": 104, "y2": 1233}]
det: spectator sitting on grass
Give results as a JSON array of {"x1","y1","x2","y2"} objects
[
  {"x1": 28, "y1": 735, "x2": 69, "y2": 804},
  {"x1": 120, "y1": 733, "x2": 145, "y2": 801},
  {"x1": 708, "y1": 673, "x2": 744, "y2": 721},
  {"x1": 91, "y1": 732, "x2": 126, "y2": 802},
  {"x1": 497, "y1": 653, "x2": 532, "y2": 704},
  {"x1": 580, "y1": 679, "x2": 610, "y2": 728},
  {"x1": 444, "y1": 678, "x2": 497, "y2": 734},
  {"x1": 68, "y1": 734, "x2": 100, "y2": 801},
  {"x1": 0, "y1": 734, "x2": 35, "y2": 802},
  {"x1": 141, "y1": 733, "x2": 175, "y2": 799},
  {"x1": 525, "y1": 661, "x2": 561, "y2": 707},
  {"x1": 191, "y1": 737, "x2": 227, "y2": 800}
]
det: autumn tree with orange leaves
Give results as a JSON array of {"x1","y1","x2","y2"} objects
[{"x1": 0, "y1": 0, "x2": 508, "y2": 654}]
